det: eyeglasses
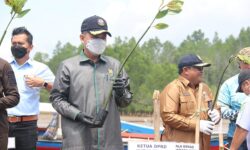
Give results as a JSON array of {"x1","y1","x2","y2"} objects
[{"x1": 190, "y1": 66, "x2": 204, "y2": 71}]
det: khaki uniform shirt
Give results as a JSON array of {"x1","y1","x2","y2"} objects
[
  {"x1": 0, "y1": 58, "x2": 19, "y2": 150},
  {"x1": 160, "y1": 76, "x2": 216, "y2": 150}
]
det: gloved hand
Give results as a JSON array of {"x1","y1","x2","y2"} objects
[
  {"x1": 113, "y1": 76, "x2": 129, "y2": 97},
  {"x1": 200, "y1": 120, "x2": 215, "y2": 135},
  {"x1": 75, "y1": 112, "x2": 94, "y2": 126},
  {"x1": 208, "y1": 109, "x2": 220, "y2": 124},
  {"x1": 76, "y1": 110, "x2": 108, "y2": 128},
  {"x1": 91, "y1": 109, "x2": 108, "y2": 128}
]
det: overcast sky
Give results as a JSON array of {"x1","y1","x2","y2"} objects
[{"x1": 0, "y1": 0, "x2": 250, "y2": 59}]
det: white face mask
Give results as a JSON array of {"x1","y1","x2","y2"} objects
[{"x1": 86, "y1": 38, "x2": 106, "y2": 56}]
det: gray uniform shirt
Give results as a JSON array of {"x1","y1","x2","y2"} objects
[{"x1": 50, "y1": 52, "x2": 131, "y2": 150}]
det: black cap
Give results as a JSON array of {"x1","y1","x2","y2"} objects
[
  {"x1": 81, "y1": 15, "x2": 111, "y2": 37},
  {"x1": 236, "y1": 69, "x2": 250, "y2": 92},
  {"x1": 178, "y1": 54, "x2": 211, "y2": 69}
]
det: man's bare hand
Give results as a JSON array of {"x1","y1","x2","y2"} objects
[{"x1": 24, "y1": 75, "x2": 44, "y2": 87}]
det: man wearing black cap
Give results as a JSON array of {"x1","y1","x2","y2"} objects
[
  {"x1": 230, "y1": 69, "x2": 250, "y2": 150},
  {"x1": 50, "y1": 15, "x2": 132, "y2": 150},
  {"x1": 160, "y1": 54, "x2": 220, "y2": 150}
]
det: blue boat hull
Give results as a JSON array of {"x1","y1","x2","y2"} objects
[{"x1": 37, "y1": 121, "x2": 227, "y2": 150}]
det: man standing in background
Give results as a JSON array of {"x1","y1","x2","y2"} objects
[
  {"x1": 8, "y1": 27, "x2": 55, "y2": 150},
  {"x1": 218, "y1": 47, "x2": 250, "y2": 149},
  {"x1": 230, "y1": 69, "x2": 250, "y2": 150}
]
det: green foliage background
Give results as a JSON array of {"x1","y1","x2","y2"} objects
[{"x1": 35, "y1": 27, "x2": 250, "y2": 114}]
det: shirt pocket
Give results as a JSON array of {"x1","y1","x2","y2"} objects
[{"x1": 180, "y1": 95, "x2": 195, "y2": 115}]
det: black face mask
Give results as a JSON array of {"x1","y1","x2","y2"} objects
[{"x1": 11, "y1": 45, "x2": 27, "y2": 59}]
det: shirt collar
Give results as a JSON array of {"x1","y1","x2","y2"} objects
[
  {"x1": 178, "y1": 75, "x2": 190, "y2": 87},
  {"x1": 80, "y1": 50, "x2": 107, "y2": 63},
  {"x1": 9, "y1": 57, "x2": 34, "y2": 67}
]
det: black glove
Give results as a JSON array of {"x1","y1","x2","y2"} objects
[
  {"x1": 91, "y1": 109, "x2": 108, "y2": 128},
  {"x1": 115, "y1": 89, "x2": 133, "y2": 107},
  {"x1": 75, "y1": 112, "x2": 94, "y2": 126},
  {"x1": 76, "y1": 110, "x2": 108, "y2": 128},
  {"x1": 113, "y1": 76, "x2": 129, "y2": 97}
]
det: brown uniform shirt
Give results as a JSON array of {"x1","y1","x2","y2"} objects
[
  {"x1": 160, "y1": 76, "x2": 217, "y2": 150},
  {"x1": 0, "y1": 57, "x2": 19, "y2": 150}
]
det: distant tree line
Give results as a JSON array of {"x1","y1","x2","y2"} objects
[{"x1": 35, "y1": 27, "x2": 250, "y2": 114}]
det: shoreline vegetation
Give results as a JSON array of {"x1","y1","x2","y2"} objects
[{"x1": 37, "y1": 27, "x2": 250, "y2": 114}]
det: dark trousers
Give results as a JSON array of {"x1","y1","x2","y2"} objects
[
  {"x1": 8, "y1": 120, "x2": 37, "y2": 150},
  {"x1": 0, "y1": 133, "x2": 8, "y2": 150},
  {"x1": 227, "y1": 137, "x2": 248, "y2": 150}
]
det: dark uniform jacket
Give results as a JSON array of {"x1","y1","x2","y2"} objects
[
  {"x1": 50, "y1": 53, "x2": 132, "y2": 150},
  {"x1": 0, "y1": 57, "x2": 20, "y2": 150}
]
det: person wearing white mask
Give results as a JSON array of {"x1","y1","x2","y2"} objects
[{"x1": 50, "y1": 15, "x2": 133, "y2": 150}]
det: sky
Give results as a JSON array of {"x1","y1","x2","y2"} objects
[{"x1": 0, "y1": 0, "x2": 250, "y2": 59}]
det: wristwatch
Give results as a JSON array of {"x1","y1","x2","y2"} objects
[{"x1": 43, "y1": 82, "x2": 48, "y2": 88}]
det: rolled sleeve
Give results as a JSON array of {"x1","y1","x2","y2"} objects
[{"x1": 218, "y1": 81, "x2": 238, "y2": 120}]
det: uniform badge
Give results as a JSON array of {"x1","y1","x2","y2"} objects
[
  {"x1": 108, "y1": 68, "x2": 113, "y2": 77},
  {"x1": 97, "y1": 19, "x2": 105, "y2": 26},
  {"x1": 183, "y1": 92, "x2": 190, "y2": 96},
  {"x1": 104, "y1": 68, "x2": 114, "y2": 82}
]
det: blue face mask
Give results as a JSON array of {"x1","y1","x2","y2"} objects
[
  {"x1": 11, "y1": 45, "x2": 27, "y2": 59},
  {"x1": 86, "y1": 39, "x2": 106, "y2": 56}
]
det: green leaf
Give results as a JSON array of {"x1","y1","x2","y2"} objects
[
  {"x1": 169, "y1": 0, "x2": 184, "y2": 6},
  {"x1": 174, "y1": 0, "x2": 184, "y2": 5},
  {"x1": 168, "y1": 5, "x2": 181, "y2": 11},
  {"x1": 168, "y1": 9, "x2": 182, "y2": 14},
  {"x1": 156, "y1": 9, "x2": 168, "y2": 19},
  {"x1": 16, "y1": 9, "x2": 30, "y2": 18},
  {"x1": 5, "y1": 0, "x2": 11, "y2": 6},
  {"x1": 167, "y1": 0, "x2": 184, "y2": 10},
  {"x1": 154, "y1": 23, "x2": 169, "y2": 30}
]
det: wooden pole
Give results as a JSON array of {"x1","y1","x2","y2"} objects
[
  {"x1": 153, "y1": 90, "x2": 160, "y2": 141},
  {"x1": 56, "y1": 114, "x2": 62, "y2": 139},
  {"x1": 219, "y1": 119, "x2": 224, "y2": 150},
  {"x1": 195, "y1": 83, "x2": 203, "y2": 144}
]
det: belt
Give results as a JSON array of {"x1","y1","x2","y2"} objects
[{"x1": 8, "y1": 115, "x2": 38, "y2": 123}]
